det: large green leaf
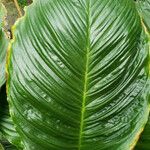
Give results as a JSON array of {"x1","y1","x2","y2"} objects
[
  {"x1": 7, "y1": 0, "x2": 150, "y2": 149},
  {"x1": 0, "y1": 2, "x2": 22, "y2": 149}
]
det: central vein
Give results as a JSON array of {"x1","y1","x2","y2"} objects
[{"x1": 78, "y1": 1, "x2": 91, "y2": 149}]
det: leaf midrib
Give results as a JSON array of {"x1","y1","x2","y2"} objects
[{"x1": 78, "y1": 1, "x2": 91, "y2": 149}]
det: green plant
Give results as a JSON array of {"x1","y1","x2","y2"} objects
[
  {"x1": 1, "y1": 0, "x2": 150, "y2": 149},
  {"x1": 0, "y1": 2, "x2": 7, "y2": 87}
]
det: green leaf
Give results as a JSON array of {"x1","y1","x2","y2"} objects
[
  {"x1": 7, "y1": 0, "x2": 150, "y2": 149},
  {"x1": 0, "y1": 85, "x2": 22, "y2": 150},
  {"x1": 0, "y1": 138, "x2": 18, "y2": 150},
  {"x1": 135, "y1": 1, "x2": 150, "y2": 149},
  {"x1": 0, "y1": 3, "x2": 7, "y2": 88},
  {"x1": 0, "y1": 143, "x2": 4, "y2": 150},
  {"x1": 0, "y1": 2, "x2": 22, "y2": 149},
  {"x1": 136, "y1": 0, "x2": 150, "y2": 32},
  {"x1": 135, "y1": 116, "x2": 150, "y2": 150},
  {"x1": 0, "y1": 31, "x2": 7, "y2": 87}
]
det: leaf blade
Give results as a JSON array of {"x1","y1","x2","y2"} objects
[
  {"x1": 0, "y1": 2, "x2": 22, "y2": 149},
  {"x1": 7, "y1": 0, "x2": 150, "y2": 149}
]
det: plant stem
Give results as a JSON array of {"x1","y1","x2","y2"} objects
[{"x1": 13, "y1": 0, "x2": 22, "y2": 17}]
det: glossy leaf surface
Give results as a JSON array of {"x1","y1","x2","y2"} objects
[{"x1": 7, "y1": 0, "x2": 150, "y2": 149}]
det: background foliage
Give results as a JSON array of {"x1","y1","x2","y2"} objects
[{"x1": 18, "y1": 0, "x2": 27, "y2": 6}]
